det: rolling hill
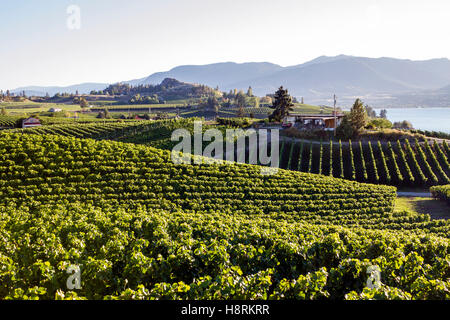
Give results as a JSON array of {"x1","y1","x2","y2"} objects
[
  {"x1": 0, "y1": 131, "x2": 449, "y2": 299},
  {"x1": 11, "y1": 83, "x2": 109, "y2": 97},
  {"x1": 11, "y1": 55, "x2": 450, "y2": 107},
  {"x1": 136, "y1": 56, "x2": 450, "y2": 106}
]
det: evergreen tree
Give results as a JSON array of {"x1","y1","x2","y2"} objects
[
  {"x1": 349, "y1": 98, "x2": 368, "y2": 134},
  {"x1": 336, "y1": 115, "x2": 355, "y2": 139},
  {"x1": 235, "y1": 91, "x2": 247, "y2": 118},
  {"x1": 269, "y1": 86, "x2": 294, "y2": 122},
  {"x1": 247, "y1": 86, "x2": 253, "y2": 97}
]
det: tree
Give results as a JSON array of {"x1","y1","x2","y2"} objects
[
  {"x1": 79, "y1": 97, "x2": 88, "y2": 108},
  {"x1": 214, "y1": 104, "x2": 220, "y2": 120},
  {"x1": 379, "y1": 109, "x2": 387, "y2": 119},
  {"x1": 260, "y1": 96, "x2": 272, "y2": 104},
  {"x1": 247, "y1": 86, "x2": 253, "y2": 97},
  {"x1": 269, "y1": 86, "x2": 294, "y2": 122},
  {"x1": 207, "y1": 96, "x2": 219, "y2": 110},
  {"x1": 235, "y1": 91, "x2": 247, "y2": 118},
  {"x1": 249, "y1": 96, "x2": 259, "y2": 108},
  {"x1": 348, "y1": 98, "x2": 368, "y2": 134},
  {"x1": 367, "y1": 118, "x2": 392, "y2": 129},
  {"x1": 365, "y1": 104, "x2": 377, "y2": 118},
  {"x1": 336, "y1": 115, "x2": 355, "y2": 139},
  {"x1": 1, "y1": 107, "x2": 7, "y2": 116},
  {"x1": 393, "y1": 120, "x2": 413, "y2": 129}
]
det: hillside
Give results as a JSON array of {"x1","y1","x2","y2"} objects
[
  {"x1": 12, "y1": 55, "x2": 450, "y2": 107},
  {"x1": 137, "y1": 56, "x2": 450, "y2": 106},
  {"x1": 91, "y1": 78, "x2": 220, "y2": 103},
  {"x1": 9, "y1": 118, "x2": 449, "y2": 189},
  {"x1": 0, "y1": 132, "x2": 395, "y2": 218},
  {"x1": 138, "y1": 62, "x2": 284, "y2": 89},
  {"x1": 11, "y1": 83, "x2": 109, "y2": 97},
  {"x1": 277, "y1": 139, "x2": 450, "y2": 188},
  {"x1": 0, "y1": 132, "x2": 449, "y2": 299}
]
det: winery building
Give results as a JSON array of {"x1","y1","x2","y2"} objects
[
  {"x1": 22, "y1": 117, "x2": 42, "y2": 128},
  {"x1": 284, "y1": 113, "x2": 345, "y2": 130}
]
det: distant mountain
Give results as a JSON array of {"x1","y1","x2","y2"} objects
[
  {"x1": 10, "y1": 55, "x2": 450, "y2": 107},
  {"x1": 11, "y1": 83, "x2": 109, "y2": 97},
  {"x1": 139, "y1": 62, "x2": 283, "y2": 89},
  {"x1": 225, "y1": 56, "x2": 450, "y2": 105},
  {"x1": 134, "y1": 56, "x2": 450, "y2": 106}
]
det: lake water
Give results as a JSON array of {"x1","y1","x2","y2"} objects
[{"x1": 374, "y1": 108, "x2": 450, "y2": 133}]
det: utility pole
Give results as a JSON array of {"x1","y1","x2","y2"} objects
[{"x1": 333, "y1": 94, "x2": 337, "y2": 136}]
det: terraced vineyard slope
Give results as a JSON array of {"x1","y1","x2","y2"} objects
[
  {"x1": 0, "y1": 133, "x2": 449, "y2": 300},
  {"x1": 279, "y1": 139, "x2": 450, "y2": 187}
]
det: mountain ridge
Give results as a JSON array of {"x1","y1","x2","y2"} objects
[{"x1": 10, "y1": 55, "x2": 450, "y2": 107}]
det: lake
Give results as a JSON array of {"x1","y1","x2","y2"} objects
[{"x1": 374, "y1": 108, "x2": 450, "y2": 133}]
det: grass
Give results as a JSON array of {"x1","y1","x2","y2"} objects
[
  {"x1": 293, "y1": 103, "x2": 334, "y2": 114},
  {"x1": 91, "y1": 103, "x2": 186, "y2": 110},
  {"x1": 0, "y1": 101, "x2": 81, "y2": 114},
  {"x1": 395, "y1": 196, "x2": 450, "y2": 219}
]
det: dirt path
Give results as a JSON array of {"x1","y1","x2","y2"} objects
[{"x1": 395, "y1": 193, "x2": 450, "y2": 220}]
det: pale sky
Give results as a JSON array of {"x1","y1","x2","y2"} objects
[{"x1": 1, "y1": 0, "x2": 450, "y2": 90}]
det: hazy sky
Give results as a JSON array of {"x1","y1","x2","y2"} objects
[{"x1": 1, "y1": 0, "x2": 450, "y2": 90}]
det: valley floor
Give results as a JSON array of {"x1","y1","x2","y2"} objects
[{"x1": 395, "y1": 196, "x2": 450, "y2": 220}]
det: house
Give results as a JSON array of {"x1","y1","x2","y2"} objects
[
  {"x1": 48, "y1": 108, "x2": 62, "y2": 112},
  {"x1": 284, "y1": 113, "x2": 345, "y2": 131},
  {"x1": 22, "y1": 117, "x2": 41, "y2": 128}
]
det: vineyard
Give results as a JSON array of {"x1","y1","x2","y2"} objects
[
  {"x1": 0, "y1": 116, "x2": 22, "y2": 128},
  {"x1": 10, "y1": 121, "x2": 154, "y2": 140},
  {"x1": 12, "y1": 118, "x2": 241, "y2": 151},
  {"x1": 220, "y1": 105, "x2": 334, "y2": 118},
  {"x1": 0, "y1": 132, "x2": 449, "y2": 300},
  {"x1": 431, "y1": 185, "x2": 450, "y2": 205},
  {"x1": 10, "y1": 119, "x2": 450, "y2": 189},
  {"x1": 0, "y1": 115, "x2": 140, "y2": 129},
  {"x1": 277, "y1": 139, "x2": 450, "y2": 187}
]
